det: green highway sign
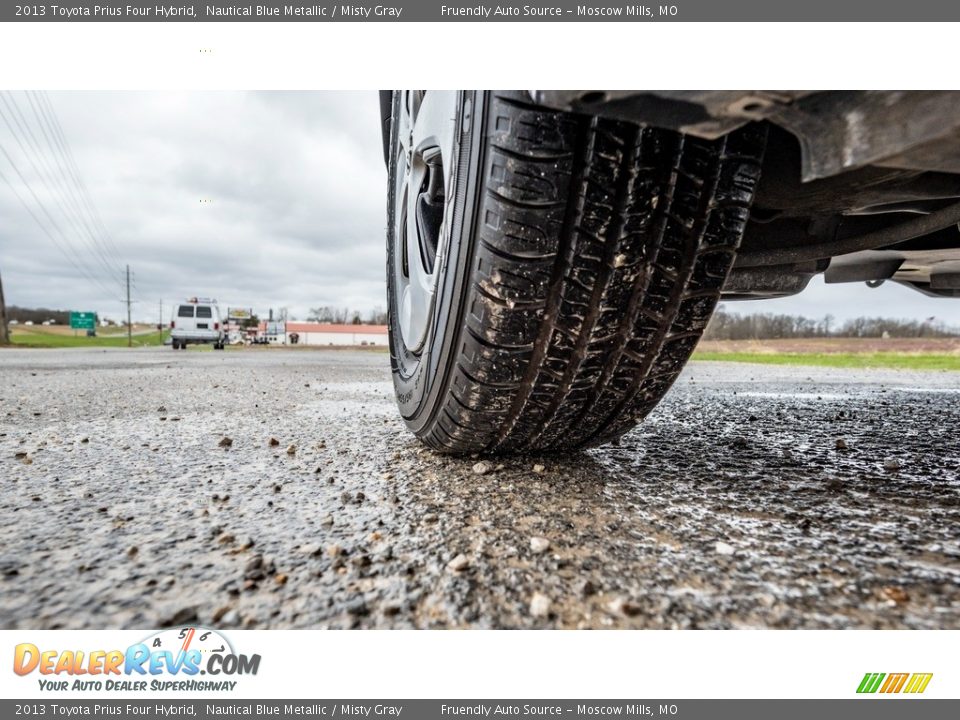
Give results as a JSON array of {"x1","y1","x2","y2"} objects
[{"x1": 69, "y1": 311, "x2": 96, "y2": 330}]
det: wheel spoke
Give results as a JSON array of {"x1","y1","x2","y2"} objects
[
  {"x1": 392, "y1": 91, "x2": 461, "y2": 354},
  {"x1": 395, "y1": 91, "x2": 415, "y2": 157},
  {"x1": 411, "y1": 90, "x2": 458, "y2": 169},
  {"x1": 406, "y1": 161, "x2": 430, "y2": 289}
]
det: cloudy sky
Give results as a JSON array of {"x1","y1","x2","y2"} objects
[
  {"x1": 0, "y1": 91, "x2": 954, "y2": 324},
  {"x1": 0, "y1": 91, "x2": 385, "y2": 323}
]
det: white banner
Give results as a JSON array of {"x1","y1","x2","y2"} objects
[{"x1": 2, "y1": 629, "x2": 955, "y2": 700}]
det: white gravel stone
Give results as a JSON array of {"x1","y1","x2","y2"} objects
[
  {"x1": 715, "y1": 541, "x2": 735, "y2": 556},
  {"x1": 447, "y1": 553, "x2": 469, "y2": 572},
  {"x1": 530, "y1": 536, "x2": 551, "y2": 554},
  {"x1": 530, "y1": 592, "x2": 551, "y2": 618}
]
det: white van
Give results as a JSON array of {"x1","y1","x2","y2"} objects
[{"x1": 170, "y1": 298, "x2": 225, "y2": 350}]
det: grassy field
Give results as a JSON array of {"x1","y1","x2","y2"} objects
[
  {"x1": 7, "y1": 327, "x2": 959, "y2": 369},
  {"x1": 694, "y1": 338, "x2": 960, "y2": 370},
  {"x1": 7, "y1": 325, "x2": 169, "y2": 348}
]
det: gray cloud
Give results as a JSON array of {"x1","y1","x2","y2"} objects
[
  {"x1": 0, "y1": 91, "x2": 386, "y2": 323},
  {"x1": 0, "y1": 91, "x2": 954, "y2": 325}
]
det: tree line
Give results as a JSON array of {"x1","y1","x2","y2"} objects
[
  {"x1": 5, "y1": 306, "x2": 73, "y2": 325},
  {"x1": 4, "y1": 305, "x2": 391, "y2": 328},
  {"x1": 306, "y1": 306, "x2": 388, "y2": 325},
  {"x1": 704, "y1": 306, "x2": 960, "y2": 340}
]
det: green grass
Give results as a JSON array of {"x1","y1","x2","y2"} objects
[
  {"x1": 692, "y1": 351, "x2": 960, "y2": 371},
  {"x1": 8, "y1": 329, "x2": 170, "y2": 348}
]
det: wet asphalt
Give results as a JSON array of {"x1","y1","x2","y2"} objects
[{"x1": 1, "y1": 347, "x2": 958, "y2": 630}]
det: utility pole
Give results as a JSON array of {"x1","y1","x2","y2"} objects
[
  {"x1": 126, "y1": 264, "x2": 132, "y2": 348},
  {"x1": 0, "y1": 268, "x2": 9, "y2": 345},
  {"x1": 158, "y1": 299, "x2": 163, "y2": 345}
]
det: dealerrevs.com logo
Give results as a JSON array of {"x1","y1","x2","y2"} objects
[
  {"x1": 13, "y1": 627, "x2": 260, "y2": 692},
  {"x1": 857, "y1": 673, "x2": 933, "y2": 694}
]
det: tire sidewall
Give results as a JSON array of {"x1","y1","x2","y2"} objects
[{"x1": 387, "y1": 91, "x2": 486, "y2": 433}]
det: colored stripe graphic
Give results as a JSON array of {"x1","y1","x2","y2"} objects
[
  {"x1": 857, "y1": 673, "x2": 885, "y2": 694},
  {"x1": 904, "y1": 673, "x2": 934, "y2": 694},
  {"x1": 857, "y1": 672, "x2": 932, "y2": 694},
  {"x1": 880, "y1": 673, "x2": 909, "y2": 693}
]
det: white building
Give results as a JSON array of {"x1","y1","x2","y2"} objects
[{"x1": 284, "y1": 322, "x2": 388, "y2": 346}]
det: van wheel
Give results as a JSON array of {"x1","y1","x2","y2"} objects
[
  {"x1": 172, "y1": 340, "x2": 180, "y2": 350},
  {"x1": 386, "y1": 91, "x2": 766, "y2": 454}
]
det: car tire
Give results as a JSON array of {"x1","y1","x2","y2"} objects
[
  {"x1": 172, "y1": 340, "x2": 180, "y2": 350},
  {"x1": 387, "y1": 91, "x2": 766, "y2": 454}
]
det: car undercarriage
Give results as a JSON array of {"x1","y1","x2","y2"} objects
[{"x1": 532, "y1": 90, "x2": 960, "y2": 300}]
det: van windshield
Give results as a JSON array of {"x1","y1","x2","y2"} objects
[
  {"x1": 196, "y1": 306, "x2": 213, "y2": 319},
  {"x1": 177, "y1": 305, "x2": 194, "y2": 318}
]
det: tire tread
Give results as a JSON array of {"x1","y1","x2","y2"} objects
[{"x1": 418, "y1": 92, "x2": 765, "y2": 453}]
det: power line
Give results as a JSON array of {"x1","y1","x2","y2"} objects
[
  {"x1": 0, "y1": 91, "x2": 130, "y2": 311},
  {"x1": 0, "y1": 97, "x2": 122, "y2": 296},
  {"x1": 0, "y1": 151, "x2": 120, "y2": 301},
  {"x1": 1, "y1": 91, "x2": 126, "y2": 288},
  {"x1": 36, "y1": 91, "x2": 125, "y2": 262},
  {"x1": 32, "y1": 91, "x2": 127, "y2": 270},
  {"x1": 23, "y1": 91, "x2": 125, "y2": 280}
]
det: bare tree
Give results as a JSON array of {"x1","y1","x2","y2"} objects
[
  {"x1": 308, "y1": 306, "x2": 334, "y2": 323},
  {"x1": 303, "y1": 306, "x2": 397, "y2": 325},
  {"x1": 821, "y1": 314, "x2": 834, "y2": 336},
  {"x1": 703, "y1": 307, "x2": 959, "y2": 340},
  {"x1": 367, "y1": 307, "x2": 388, "y2": 325}
]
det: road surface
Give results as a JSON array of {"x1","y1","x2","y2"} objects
[{"x1": 1, "y1": 347, "x2": 957, "y2": 629}]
